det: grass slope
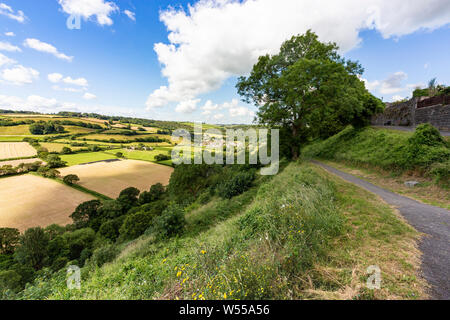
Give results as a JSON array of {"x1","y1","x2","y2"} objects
[
  {"x1": 21, "y1": 162, "x2": 426, "y2": 300},
  {"x1": 302, "y1": 126, "x2": 449, "y2": 184}
]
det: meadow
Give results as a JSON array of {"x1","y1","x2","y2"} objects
[
  {"x1": 58, "y1": 159, "x2": 174, "y2": 198},
  {"x1": 59, "y1": 152, "x2": 118, "y2": 166},
  {"x1": 0, "y1": 174, "x2": 94, "y2": 231}
]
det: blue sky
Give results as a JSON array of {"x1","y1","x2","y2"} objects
[{"x1": 0, "y1": 0, "x2": 449, "y2": 124}]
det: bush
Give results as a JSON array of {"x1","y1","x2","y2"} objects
[
  {"x1": 119, "y1": 211, "x2": 154, "y2": 240},
  {"x1": 217, "y1": 171, "x2": 255, "y2": 199},
  {"x1": 149, "y1": 204, "x2": 186, "y2": 240},
  {"x1": 408, "y1": 123, "x2": 445, "y2": 147},
  {"x1": 139, "y1": 183, "x2": 165, "y2": 204},
  {"x1": 63, "y1": 174, "x2": 80, "y2": 185},
  {"x1": 98, "y1": 216, "x2": 125, "y2": 242},
  {"x1": 155, "y1": 154, "x2": 170, "y2": 161},
  {"x1": 61, "y1": 147, "x2": 72, "y2": 154},
  {"x1": 90, "y1": 245, "x2": 118, "y2": 267}
]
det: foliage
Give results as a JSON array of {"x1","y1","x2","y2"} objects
[
  {"x1": 302, "y1": 125, "x2": 450, "y2": 180},
  {"x1": 149, "y1": 204, "x2": 186, "y2": 240},
  {"x1": 90, "y1": 244, "x2": 119, "y2": 267},
  {"x1": 14, "y1": 228, "x2": 49, "y2": 270},
  {"x1": 63, "y1": 174, "x2": 80, "y2": 185},
  {"x1": 0, "y1": 228, "x2": 20, "y2": 254},
  {"x1": 217, "y1": 171, "x2": 255, "y2": 199},
  {"x1": 155, "y1": 153, "x2": 170, "y2": 161},
  {"x1": 139, "y1": 183, "x2": 165, "y2": 204},
  {"x1": 236, "y1": 30, "x2": 383, "y2": 158},
  {"x1": 70, "y1": 200, "x2": 102, "y2": 228},
  {"x1": 119, "y1": 211, "x2": 155, "y2": 240}
]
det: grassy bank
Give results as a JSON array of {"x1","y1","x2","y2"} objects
[
  {"x1": 302, "y1": 125, "x2": 449, "y2": 186},
  {"x1": 19, "y1": 162, "x2": 426, "y2": 300}
]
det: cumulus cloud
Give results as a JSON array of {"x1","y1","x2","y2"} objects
[
  {"x1": 201, "y1": 99, "x2": 255, "y2": 121},
  {"x1": 58, "y1": 0, "x2": 119, "y2": 26},
  {"x1": 24, "y1": 38, "x2": 73, "y2": 62},
  {"x1": 1, "y1": 65, "x2": 39, "y2": 85},
  {"x1": 0, "y1": 3, "x2": 26, "y2": 23},
  {"x1": 48, "y1": 73, "x2": 88, "y2": 87},
  {"x1": 4, "y1": 32, "x2": 15, "y2": 37},
  {"x1": 83, "y1": 92, "x2": 97, "y2": 100},
  {"x1": 0, "y1": 53, "x2": 16, "y2": 67},
  {"x1": 175, "y1": 99, "x2": 200, "y2": 114},
  {"x1": 146, "y1": 0, "x2": 450, "y2": 109},
  {"x1": 48, "y1": 73, "x2": 63, "y2": 83},
  {"x1": 0, "y1": 41, "x2": 21, "y2": 52},
  {"x1": 124, "y1": 9, "x2": 135, "y2": 21}
]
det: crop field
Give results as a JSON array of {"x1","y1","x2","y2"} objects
[
  {"x1": 104, "y1": 147, "x2": 172, "y2": 163},
  {"x1": 58, "y1": 159, "x2": 174, "y2": 198},
  {"x1": 78, "y1": 133, "x2": 172, "y2": 142},
  {"x1": 60, "y1": 152, "x2": 118, "y2": 166},
  {"x1": 0, "y1": 174, "x2": 94, "y2": 231},
  {"x1": 0, "y1": 136, "x2": 35, "y2": 142},
  {"x1": 0, "y1": 125, "x2": 32, "y2": 135},
  {"x1": 0, "y1": 158, "x2": 43, "y2": 167},
  {"x1": 0, "y1": 142, "x2": 37, "y2": 160}
]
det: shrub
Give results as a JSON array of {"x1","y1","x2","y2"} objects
[
  {"x1": 155, "y1": 154, "x2": 170, "y2": 161},
  {"x1": 149, "y1": 204, "x2": 186, "y2": 240},
  {"x1": 139, "y1": 183, "x2": 165, "y2": 204},
  {"x1": 217, "y1": 171, "x2": 255, "y2": 199},
  {"x1": 63, "y1": 174, "x2": 80, "y2": 185},
  {"x1": 61, "y1": 146, "x2": 72, "y2": 154},
  {"x1": 119, "y1": 211, "x2": 154, "y2": 240},
  {"x1": 115, "y1": 152, "x2": 124, "y2": 158},
  {"x1": 408, "y1": 123, "x2": 445, "y2": 147},
  {"x1": 98, "y1": 216, "x2": 125, "y2": 242},
  {"x1": 90, "y1": 245, "x2": 118, "y2": 267}
]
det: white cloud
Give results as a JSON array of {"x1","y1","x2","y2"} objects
[
  {"x1": 146, "y1": 0, "x2": 450, "y2": 109},
  {"x1": 0, "y1": 53, "x2": 16, "y2": 67},
  {"x1": 52, "y1": 85, "x2": 84, "y2": 93},
  {"x1": 392, "y1": 95, "x2": 405, "y2": 101},
  {"x1": 201, "y1": 98, "x2": 255, "y2": 121},
  {"x1": 175, "y1": 99, "x2": 200, "y2": 114},
  {"x1": 48, "y1": 73, "x2": 63, "y2": 83},
  {"x1": 4, "y1": 32, "x2": 15, "y2": 37},
  {"x1": 124, "y1": 10, "x2": 135, "y2": 21},
  {"x1": 380, "y1": 71, "x2": 408, "y2": 94},
  {"x1": 0, "y1": 3, "x2": 26, "y2": 23},
  {"x1": 83, "y1": 92, "x2": 97, "y2": 100},
  {"x1": 63, "y1": 76, "x2": 88, "y2": 87},
  {"x1": 0, "y1": 41, "x2": 21, "y2": 52},
  {"x1": 23, "y1": 38, "x2": 73, "y2": 62},
  {"x1": 48, "y1": 73, "x2": 88, "y2": 87},
  {"x1": 1, "y1": 65, "x2": 39, "y2": 85},
  {"x1": 58, "y1": 0, "x2": 119, "y2": 26}
]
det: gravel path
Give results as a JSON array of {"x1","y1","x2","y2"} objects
[{"x1": 312, "y1": 161, "x2": 450, "y2": 300}]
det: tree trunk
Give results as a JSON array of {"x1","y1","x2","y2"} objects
[{"x1": 291, "y1": 123, "x2": 300, "y2": 160}]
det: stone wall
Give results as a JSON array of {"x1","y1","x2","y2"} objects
[
  {"x1": 371, "y1": 99, "x2": 416, "y2": 126},
  {"x1": 415, "y1": 104, "x2": 450, "y2": 131},
  {"x1": 371, "y1": 96, "x2": 450, "y2": 131}
]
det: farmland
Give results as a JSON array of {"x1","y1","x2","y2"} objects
[
  {"x1": 104, "y1": 147, "x2": 173, "y2": 164},
  {"x1": 0, "y1": 158, "x2": 43, "y2": 167},
  {"x1": 39, "y1": 142, "x2": 85, "y2": 153},
  {"x1": 0, "y1": 142, "x2": 37, "y2": 160},
  {"x1": 58, "y1": 159, "x2": 174, "y2": 198},
  {"x1": 0, "y1": 174, "x2": 94, "y2": 231},
  {"x1": 59, "y1": 152, "x2": 119, "y2": 166}
]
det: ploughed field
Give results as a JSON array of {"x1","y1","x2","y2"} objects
[
  {"x1": 58, "y1": 159, "x2": 174, "y2": 198},
  {"x1": 0, "y1": 142, "x2": 37, "y2": 160},
  {"x1": 0, "y1": 175, "x2": 94, "y2": 231}
]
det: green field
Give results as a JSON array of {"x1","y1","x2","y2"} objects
[
  {"x1": 104, "y1": 146, "x2": 173, "y2": 165},
  {"x1": 0, "y1": 125, "x2": 33, "y2": 135},
  {"x1": 60, "y1": 152, "x2": 118, "y2": 166},
  {"x1": 40, "y1": 142, "x2": 85, "y2": 153}
]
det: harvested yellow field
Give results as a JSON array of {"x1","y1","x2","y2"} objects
[
  {"x1": 59, "y1": 159, "x2": 174, "y2": 198},
  {"x1": 0, "y1": 175, "x2": 94, "y2": 231},
  {"x1": 0, "y1": 158, "x2": 43, "y2": 167},
  {"x1": 0, "y1": 142, "x2": 37, "y2": 160}
]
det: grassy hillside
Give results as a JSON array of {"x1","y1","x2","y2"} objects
[
  {"x1": 17, "y1": 162, "x2": 426, "y2": 300},
  {"x1": 302, "y1": 125, "x2": 449, "y2": 185}
]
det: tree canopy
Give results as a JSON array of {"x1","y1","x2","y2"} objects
[{"x1": 236, "y1": 30, "x2": 384, "y2": 158}]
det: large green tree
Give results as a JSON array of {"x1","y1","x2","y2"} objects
[{"x1": 236, "y1": 30, "x2": 384, "y2": 159}]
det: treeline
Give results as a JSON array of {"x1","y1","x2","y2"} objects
[
  {"x1": 29, "y1": 120, "x2": 103, "y2": 135},
  {"x1": 0, "y1": 162, "x2": 260, "y2": 297},
  {"x1": 0, "y1": 119, "x2": 35, "y2": 127}
]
